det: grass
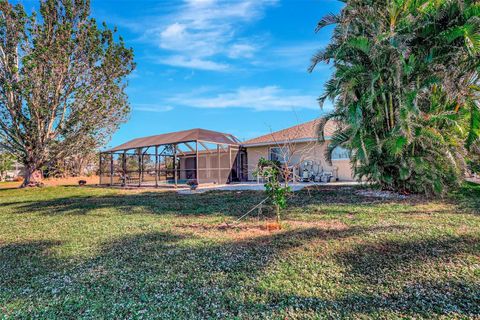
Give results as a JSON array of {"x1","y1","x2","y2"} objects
[
  {"x1": 0, "y1": 183, "x2": 479, "y2": 319},
  {"x1": 0, "y1": 181, "x2": 21, "y2": 189}
]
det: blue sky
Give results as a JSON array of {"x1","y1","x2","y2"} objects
[{"x1": 24, "y1": 0, "x2": 344, "y2": 147}]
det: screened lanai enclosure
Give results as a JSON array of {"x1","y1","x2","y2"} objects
[{"x1": 99, "y1": 128, "x2": 247, "y2": 187}]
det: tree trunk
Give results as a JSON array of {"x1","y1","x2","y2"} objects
[
  {"x1": 21, "y1": 165, "x2": 44, "y2": 187},
  {"x1": 77, "y1": 159, "x2": 84, "y2": 177},
  {"x1": 276, "y1": 204, "x2": 281, "y2": 224},
  {"x1": 388, "y1": 92, "x2": 395, "y2": 129}
]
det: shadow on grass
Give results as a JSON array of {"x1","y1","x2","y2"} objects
[
  {"x1": 0, "y1": 233, "x2": 184, "y2": 295},
  {"x1": 2, "y1": 190, "x2": 268, "y2": 217},
  {"x1": 450, "y1": 181, "x2": 480, "y2": 215},
  {"x1": 338, "y1": 234, "x2": 479, "y2": 284},
  {"x1": 2, "y1": 185, "x2": 418, "y2": 218},
  {"x1": 0, "y1": 225, "x2": 397, "y2": 317},
  {"x1": 0, "y1": 240, "x2": 63, "y2": 289},
  {"x1": 269, "y1": 278, "x2": 479, "y2": 317},
  {"x1": 2, "y1": 224, "x2": 478, "y2": 318},
  {"x1": 3, "y1": 183, "x2": 478, "y2": 219},
  {"x1": 253, "y1": 234, "x2": 480, "y2": 317}
]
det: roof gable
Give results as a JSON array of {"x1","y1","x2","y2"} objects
[{"x1": 242, "y1": 118, "x2": 337, "y2": 146}]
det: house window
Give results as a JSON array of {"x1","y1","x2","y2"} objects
[
  {"x1": 269, "y1": 147, "x2": 289, "y2": 163},
  {"x1": 331, "y1": 146, "x2": 350, "y2": 160}
]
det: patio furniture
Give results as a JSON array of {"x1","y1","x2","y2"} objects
[
  {"x1": 282, "y1": 165, "x2": 295, "y2": 182},
  {"x1": 291, "y1": 165, "x2": 301, "y2": 182},
  {"x1": 302, "y1": 161, "x2": 313, "y2": 182},
  {"x1": 302, "y1": 168, "x2": 310, "y2": 182},
  {"x1": 301, "y1": 161, "x2": 324, "y2": 182},
  {"x1": 311, "y1": 162, "x2": 323, "y2": 182},
  {"x1": 321, "y1": 171, "x2": 333, "y2": 182}
]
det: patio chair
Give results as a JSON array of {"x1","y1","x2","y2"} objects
[
  {"x1": 321, "y1": 171, "x2": 333, "y2": 182},
  {"x1": 282, "y1": 165, "x2": 296, "y2": 183},
  {"x1": 301, "y1": 160, "x2": 314, "y2": 182},
  {"x1": 311, "y1": 162, "x2": 323, "y2": 182},
  {"x1": 291, "y1": 165, "x2": 301, "y2": 183}
]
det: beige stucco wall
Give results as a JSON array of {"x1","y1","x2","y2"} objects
[
  {"x1": 332, "y1": 160, "x2": 353, "y2": 181},
  {"x1": 245, "y1": 141, "x2": 354, "y2": 181},
  {"x1": 246, "y1": 146, "x2": 269, "y2": 181}
]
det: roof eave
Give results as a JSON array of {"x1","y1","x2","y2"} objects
[
  {"x1": 104, "y1": 138, "x2": 240, "y2": 153},
  {"x1": 242, "y1": 136, "x2": 331, "y2": 148}
]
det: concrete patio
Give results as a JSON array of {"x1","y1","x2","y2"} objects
[{"x1": 176, "y1": 181, "x2": 360, "y2": 194}]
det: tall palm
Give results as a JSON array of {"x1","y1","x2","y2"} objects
[{"x1": 311, "y1": 0, "x2": 480, "y2": 195}]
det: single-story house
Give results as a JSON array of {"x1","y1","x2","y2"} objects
[
  {"x1": 243, "y1": 119, "x2": 353, "y2": 182},
  {"x1": 99, "y1": 118, "x2": 354, "y2": 186},
  {"x1": 0, "y1": 160, "x2": 24, "y2": 181}
]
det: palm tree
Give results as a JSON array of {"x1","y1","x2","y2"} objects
[{"x1": 310, "y1": 0, "x2": 480, "y2": 195}]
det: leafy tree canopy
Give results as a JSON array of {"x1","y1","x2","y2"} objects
[
  {"x1": 311, "y1": 0, "x2": 480, "y2": 195},
  {"x1": 0, "y1": 0, "x2": 135, "y2": 186}
]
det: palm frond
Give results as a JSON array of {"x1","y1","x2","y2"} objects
[
  {"x1": 324, "y1": 129, "x2": 351, "y2": 164},
  {"x1": 315, "y1": 13, "x2": 340, "y2": 33},
  {"x1": 464, "y1": 3, "x2": 480, "y2": 20},
  {"x1": 316, "y1": 111, "x2": 343, "y2": 142},
  {"x1": 346, "y1": 36, "x2": 371, "y2": 54},
  {"x1": 442, "y1": 23, "x2": 480, "y2": 55},
  {"x1": 466, "y1": 103, "x2": 480, "y2": 149},
  {"x1": 385, "y1": 135, "x2": 408, "y2": 157},
  {"x1": 308, "y1": 49, "x2": 328, "y2": 73},
  {"x1": 307, "y1": 0, "x2": 477, "y2": 195}
]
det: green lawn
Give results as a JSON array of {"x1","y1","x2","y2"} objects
[{"x1": 0, "y1": 184, "x2": 479, "y2": 319}]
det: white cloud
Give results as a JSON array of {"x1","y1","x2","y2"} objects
[
  {"x1": 262, "y1": 41, "x2": 331, "y2": 71},
  {"x1": 227, "y1": 43, "x2": 257, "y2": 59},
  {"x1": 160, "y1": 23, "x2": 187, "y2": 41},
  {"x1": 141, "y1": 0, "x2": 277, "y2": 70},
  {"x1": 160, "y1": 56, "x2": 229, "y2": 71},
  {"x1": 186, "y1": 0, "x2": 216, "y2": 7},
  {"x1": 168, "y1": 86, "x2": 320, "y2": 111},
  {"x1": 134, "y1": 104, "x2": 174, "y2": 113}
]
